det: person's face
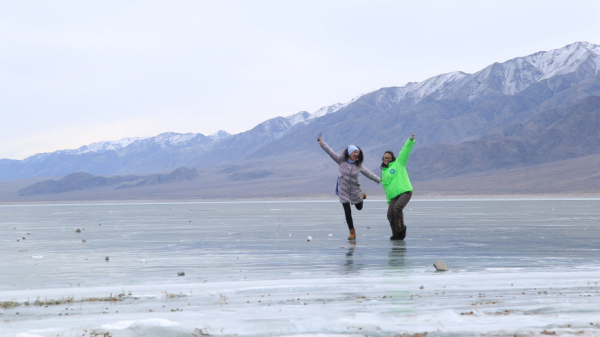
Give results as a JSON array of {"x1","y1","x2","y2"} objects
[
  {"x1": 382, "y1": 153, "x2": 393, "y2": 164},
  {"x1": 350, "y1": 150, "x2": 359, "y2": 161}
]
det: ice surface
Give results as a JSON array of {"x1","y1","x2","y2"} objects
[{"x1": 1, "y1": 199, "x2": 599, "y2": 336}]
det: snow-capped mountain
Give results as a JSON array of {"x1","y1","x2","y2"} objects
[
  {"x1": 370, "y1": 71, "x2": 468, "y2": 108},
  {"x1": 36, "y1": 131, "x2": 231, "y2": 158},
  {"x1": 525, "y1": 41, "x2": 600, "y2": 81},
  {"x1": 308, "y1": 98, "x2": 360, "y2": 120},
  {"x1": 25, "y1": 102, "x2": 345, "y2": 162},
  {"x1": 285, "y1": 99, "x2": 358, "y2": 126},
  {"x1": 454, "y1": 41, "x2": 600, "y2": 100},
  {"x1": 283, "y1": 96, "x2": 361, "y2": 128},
  {"x1": 240, "y1": 100, "x2": 355, "y2": 142},
  {"x1": 2, "y1": 41, "x2": 600, "y2": 183},
  {"x1": 368, "y1": 41, "x2": 600, "y2": 108},
  {"x1": 210, "y1": 130, "x2": 231, "y2": 140},
  {"x1": 284, "y1": 111, "x2": 311, "y2": 127},
  {"x1": 252, "y1": 41, "x2": 600, "y2": 157},
  {"x1": 65, "y1": 136, "x2": 149, "y2": 155}
]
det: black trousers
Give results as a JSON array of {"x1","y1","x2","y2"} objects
[{"x1": 342, "y1": 202, "x2": 363, "y2": 229}]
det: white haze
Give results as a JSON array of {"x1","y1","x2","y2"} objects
[{"x1": 1, "y1": 0, "x2": 599, "y2": 160}]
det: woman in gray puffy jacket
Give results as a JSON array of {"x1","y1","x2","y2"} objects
[{"x1": 318, "y1": 135, "x2": 381, "y2": 240}]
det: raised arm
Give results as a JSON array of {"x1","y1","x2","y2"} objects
[
  {"x1": 360, "y1": 165, "x2": 381, "y2": 184},
  {"x1": 397, "y1": 131, "x2": 415, "y2": 166},
  {"x1": 318, "y1": 137, "x2": 342, "y2": 164}
]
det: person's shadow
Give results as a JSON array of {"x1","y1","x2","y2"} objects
[{"x1": 389, "y1": 241, "x2": 406, "y2": 268}]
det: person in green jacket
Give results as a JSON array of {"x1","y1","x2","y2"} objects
[{"x1": 381, "y1": 131, "x2": 415, "y2": 240}]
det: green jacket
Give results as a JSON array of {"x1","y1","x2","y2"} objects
[{"x1": 381, "y1": 137, "x2": 415, "y2": 203}]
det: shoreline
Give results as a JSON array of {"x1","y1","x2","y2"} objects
[{"x1": 2, "y1": 192, "x2": 600, "y2": 205}]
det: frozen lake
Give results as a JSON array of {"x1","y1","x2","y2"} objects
[{"x1": 1, "y1": 198, "x2": 599, "y2": 337}]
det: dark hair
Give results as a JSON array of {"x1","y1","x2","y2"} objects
[
  {"x1": 343, "y1": 146, "x2": 364, "y2": 165},
  {"x1": 381, "y1": 151, "x2": 396, "y2": 168}
]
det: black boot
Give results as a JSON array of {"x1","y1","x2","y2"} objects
[
  {"x1": 397, "y1": 225, "x2": 407, "y2": 240},
  {"x1": 391, "y1": 218, "x2": 406, "y2": 241},
  {"x1": 388, "y1": 219, "x2": 398, "y2": 240}
]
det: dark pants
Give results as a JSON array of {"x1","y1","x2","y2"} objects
[
  {"x1": 387, "y1": 192, "x2": 412, "y2": 236},
  {"x1": 342, "y1": 202, "x2": 363, "y2": 229}
]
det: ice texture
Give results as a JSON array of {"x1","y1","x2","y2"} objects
[{"x1": 0, "y1": 199, "x2": 599, "y2": 337}]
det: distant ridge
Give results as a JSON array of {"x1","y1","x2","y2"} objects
[{"x1": 18, "y1": 167, "x2": 198, "y2": 195}]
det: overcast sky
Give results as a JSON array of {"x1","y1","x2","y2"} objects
[{"x1": 1, "y1": 0, "x2": 599, "y2": 160}]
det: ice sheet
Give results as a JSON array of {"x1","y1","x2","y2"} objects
[{"x1": 1, "y1": 199, "x2": 599, "y2": 336}]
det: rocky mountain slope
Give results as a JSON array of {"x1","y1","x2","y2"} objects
[{"x1": 410, "y1": 95, "x2": 600, "y2": 179}]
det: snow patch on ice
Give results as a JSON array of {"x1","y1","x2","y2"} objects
[{"x1": 101, "y1": 318, "x2": 180, "y2": 330}]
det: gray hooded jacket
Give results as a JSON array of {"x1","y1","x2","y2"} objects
[{"x1": 320, "y1": 141, "x2": 381, "y2": 204}]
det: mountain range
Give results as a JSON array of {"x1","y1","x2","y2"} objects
[{"x1": 2, "y1": 41, "x2": 600, "y2": 201}]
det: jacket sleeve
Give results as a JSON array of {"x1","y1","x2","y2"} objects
[
  {"x1": 320, "y1": 141, "x2": 342, "y2": 164},
  {"x1": 397, "y1": 138, "x2": 415, "y2": 166},
  {"x1": 360, "y1": 165, "x2": 381, "y2": 183}
]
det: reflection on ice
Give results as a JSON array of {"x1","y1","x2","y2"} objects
[{"x1": 0, "y1": 199, "x2": 599, "y2": 336}]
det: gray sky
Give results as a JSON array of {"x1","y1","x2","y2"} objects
[{"x1": 1, "y1": 0, "x2": 599, "y2": 160}]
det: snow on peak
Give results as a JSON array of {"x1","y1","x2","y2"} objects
[
  {"x1": 42, "y1": 131, "x2": 232, "y2": 158},
  {"x1": 521, "y1": 41, "x2": 600, "y2": 81},
  {"x1": 369, "y1": 42, "x2": 599, "y2": 105},
  {"x1": 404, "y1": 71, "x2": 468, "y2": 100},
  {"x1": 285, "y1": 111, "x2": 311, "y2": 126},
  {"x1": 374, "y1": 71, "x2": 468, "y2": 106},
  {"x1": 210, "y1": 130, "x2": 231, "y2": 140},
  {"x1": 308, "y1": 95, "x2": 361, "y2": 120},
  {"x1": 277, "y1": 97, "x2": 359, "y2": 129},
  {"x1": 67, "y1": 136, "x2": 149, "y2": 155},
  {"x1": 469, "y1": 41, "x2": 600, "y2": 97},
  {"x1": 310, "y1": 103, "x2": 344, "y2": 119},
  {"x1": 152, "y1": 132, "x2": 197, "y2": 146}
]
